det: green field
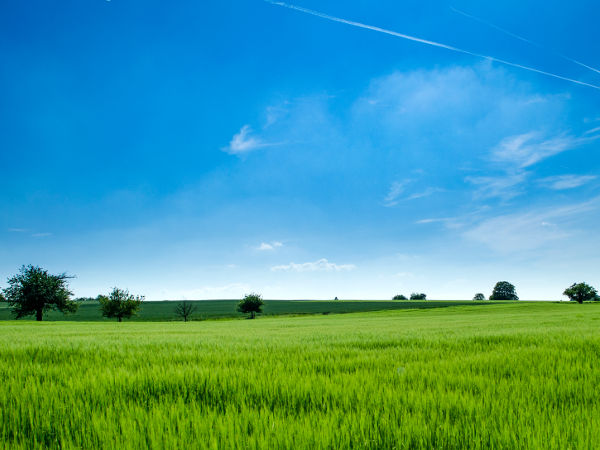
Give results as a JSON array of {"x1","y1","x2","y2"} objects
[
  {"x1": 0, "y1": 302, "x2": 598, "y2": 449},
  {"x1": 0, "y1": 299, "x2": 491, "y2": 321}
]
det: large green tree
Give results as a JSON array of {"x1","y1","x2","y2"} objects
[
  {"x1": 98, "y1": 288, "x2": 144, "y2": 322},
  {"x1": 490, "y1": 281, "x2": 519, "y2": 300},
  {"x1": 237, "y1": 293, "x2": 264, "y2": 319},
  {"x1": 563, "y1": 282, "x2": 597, "y2": 304},
  {"x1": 2, "y1": 265, "x2": 78, "y2": 321}
]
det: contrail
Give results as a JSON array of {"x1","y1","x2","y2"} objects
[
  {"x1": 265, "y1": 0, "x2": 600, "y2": 91},
  {"x1": 451, "y1": 7, "x2": 600, "y2": 76}
]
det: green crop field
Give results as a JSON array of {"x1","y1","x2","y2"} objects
[
  {"x1": 0, "y1": 302, "x2": 598, "y2": 449},
  {"x1": 0, "y1": 299, "x2": 491, "y2": 322}
]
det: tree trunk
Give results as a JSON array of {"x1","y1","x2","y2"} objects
[
  {"x1": 36, "y1": 309, "x2": 43, "y2": 321},
  {"x1": 251, "y1": 311, "x2": 255, "y2": 319},
  {"x1": 118, "y1": 316, "x2": 122, "y2": 322}
]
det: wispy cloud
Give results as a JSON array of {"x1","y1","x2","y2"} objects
[
  {"x1": 223, "y1": 125, "x2": 274, "y2": 154},
  {"x1": 383, "y1": 180, "x2": 410, "y2": 207},
  {"x1": 466, "y1": 172, "x2": 529, "y2": 200},
  {"x1": 492, "y1": 132, "x2": 582, "y2": 168},
  {"x1": 406, "y1": 187, "x2": 443, "y2": 200},
  {"x1": 266, "y1": 1, "x2": 600, "y2": 90},
  {"x1": 31, "y1": 232, "x2": 52, "y2": 238},
  {"x1": 538, "y1": 174, "x2": 597, "y2": 190},
  {"x1": 8, "y1": 228, "x2": 27, "y2": 233},
  {"x1": 463, "y1": 199, "x2": 598, "y2": 253},
  {"x1": 271, "y1": 258, "x2": 356, "y2": 272},
  {"x1": 257, "y1": 241, "x2": 283, "y2": 251}
]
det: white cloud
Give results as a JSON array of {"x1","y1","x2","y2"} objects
[
  {"x1": 271, "y1": 258, "x2": 356, "y2": 272},
  {"x1": 492, "y1": 132, "x2": 582, "y2": 168},
  {"x1": 465, "y1": 172, "x2": 529, "y2": 200},
  {"x1": 31, "y1": 232, "x2": 52, "y2": 238},
  {"x1": 538, "y1": 175, "x2": 597, "y2": 190},
  {"x1": 463, "y1": 200, "x2": 598, "y2": 253},
  {"x1": 406, "y1": 187, "x2": 443, "y2": 200},
  {"x1": 223, "y1": 125, "x2": 270, "y2": 154},
  {"x1": 8, "y1": 228, "x2": 27, "y2": 232},
  {"x1": 383, "y1": 180, "x2": 410, "y2": 207},
  {"x1": 257, "y1": 241, "x2": 283, "y2": 251}
]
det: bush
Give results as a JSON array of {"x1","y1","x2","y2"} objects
[
  {"x1": 410, "y1": 293, "x2": 427, "y2": 300},
  {"x1": 473, "y1": 293, "x2": 486, "y2": 301},
  {"x1": 393, "y1": 294, "x2": 407, "y2": 300}
]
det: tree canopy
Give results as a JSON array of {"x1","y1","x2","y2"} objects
[
  {"x1": 410, "y1": 293, "x2": 427, "y2": 300},
  {"x1": 237, "y1": 293, "x2": 264, "y2": 319},
  {"x1": 2, "y1": 265, "x2": 77, "y2": 321},
  {"x1": 98, "y1": 288, "x2": 144, "y2": 322},
  {"x1": 563, "y1": 282, "x2": 598, "y2": 304},
  {"x1": 393, "y1": 294, "x2": 407, "y2": 300},
  {"x1": 473, "y1": 293, "x2": 486, "y2": 301},
  {"x1": 490, "y1": 281, "x2": 518, "y2": 300}
]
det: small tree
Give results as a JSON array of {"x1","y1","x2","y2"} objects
[
  {"x1": 473, "y1": 293, "x2": 486, "y2": 301},
  {"x1": 237, "y1": 293, "x2": 264, "y2": 319},
  {"x1": 2, "y1": 265, "x2": 78, "y2": 321},
  {"x1": 393, "y1": 294, "x2": 407, "y2": 300},
  {"x1": 490, "y1": 281, "x2": 518, "y2": 300},
  {"x1": 99, "y1": 288, "x2": 143, "y2": 322},
  {"x1": 410, "y1": 293, "x2": 427, "y2": 300},
  {"x1": 174, "y1": 301, "x2": 197, "y2": 322},
  {"x1": 563, "y1": 282, "x2": 598, "y2": 304}
]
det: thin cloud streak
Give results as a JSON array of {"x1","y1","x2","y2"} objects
[
  {"x1": 265, "y1": 1, "x2": 600, "y2": 91},
  {"x1": 451, "y1": 7, "x2": 600, "y2": 76}
]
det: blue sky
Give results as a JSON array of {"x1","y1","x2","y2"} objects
[{"x1": 1, "y1": 0, "x2": 599, "y2": 300}]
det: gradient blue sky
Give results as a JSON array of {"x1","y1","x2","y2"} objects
[{"x1": 1, "y1": 0, "x2": 599, "y2": 300}]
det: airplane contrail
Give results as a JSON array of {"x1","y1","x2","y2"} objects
[
  {"x1": 451, "y1": 7, "x2": 600, "y2": 76},
  {"x1": 265, "y1": 0, "x2": 600, "y2": 91}
]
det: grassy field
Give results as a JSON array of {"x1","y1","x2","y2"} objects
[
  {"x1": 0, "y1": 302, "x2": 598, "y2": 449},
  {"x1": 0, "y1": 299, "x2": 492, "y2": 321}
]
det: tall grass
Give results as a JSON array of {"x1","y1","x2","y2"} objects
[{"x1": 0, "y1": 302, "x2": 598, "y2": 448}]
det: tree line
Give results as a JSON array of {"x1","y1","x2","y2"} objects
[{"x1": 0, "y1": 266, "x2": 598, "y2": 322}]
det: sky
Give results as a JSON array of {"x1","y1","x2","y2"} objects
[{"x1": 1, "y1": 0, "x2": 599, "y2": 300}]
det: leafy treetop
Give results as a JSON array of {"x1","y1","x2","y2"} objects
[
  {"x1": 563, "y1": 282, "x2": 598, "y2": 304},
  {"x1": 2, "y1": 265, "x2": 77, "y2": 321},
  {"x1": 98, "y1": 288, "x2": 144, "y2": 322},
  {"x1": 237, "y1": 293, "x2": 264, "y2": 319},
  {"x1": 490, "y1": 281, "x2": 519, "y2": 300}
]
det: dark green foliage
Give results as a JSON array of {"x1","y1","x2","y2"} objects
[
  {"x1": 490, "y1": 281, "x2": 519, "y2": 300},
  {"x1": 473, "y1": 293, "x2": 486, "y2": 301},
  {"x1": 0, "y1": 292, "x2": 5, "y2": 302},
  {"x1": 174, "y1": 301, "x2": 197, "y2": 322},
  {"x1": 410, "y1": 293, "x2": 427, "y2": 300},
  {"x1": 237, "y1": 293, "x2": 264, "y2": 319},
  {"x1": 98, "y1": 288, "x2": 143, "y2": 322},
  {"x1": 563, "y1": 282, "x2": 598, "y2": 304},
  {"x1": 2, "y1": 265, "x2": 77, "y2": 321},
  {"x1": 393, "y1": 294, "x2": 407, "y2": 300}
]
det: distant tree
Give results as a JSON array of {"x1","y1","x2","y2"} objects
[
  {"x1": 410, "y1": 293, "x2": 427, "y2": 300},
  {"x1": 0, "y1": 292, "x2": 5, "y2": 302},
  {"x1": 473, "y1": 293, "x2": 486, "y2": 301},
  {"x1": 393, "y1": 294, "x2": 407, "y2": 300},
  {"x1": 334, "y1": 297, "x2": 339, "y2": 301},
  {"x1": 563, "y1": 282, "x2": 598, "y2": 304},
  {"x1": 174, "y1": 301, "x2": 197, "y2": 322},
  {"x1": 237, "y1": 293, "x2": 264, "y2": 319},
  {"x1": 2, "y1": 265, "x2": 78, "y2": 321},
  {"x1": 99, "y1": 288, "x2": 144, "y2": 322},
  {"x1": 490, "y1": 281, "x2": 518, "y2": 300}
]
